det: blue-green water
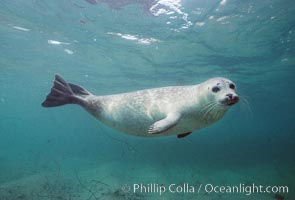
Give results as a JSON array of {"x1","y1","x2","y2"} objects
[{"x1": 0, "y1": 0, "x2": 294, "y2": 199}]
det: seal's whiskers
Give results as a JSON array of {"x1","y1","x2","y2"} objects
[
  {"x1": 202, "y1": 102, "x2": 218, "y2": 121},
  {"x1": 199, "y1": 102, "x2": 216, "y2": 113},
  {"x1": 239, "y1": 95, "x2": 253, "y2": 118}
]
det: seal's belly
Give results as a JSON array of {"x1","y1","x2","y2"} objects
[
  {"x1": 97, "y1": 107, "x2": 209, "y2": 137},
  {"x1": 92, "y1": 93, "x2": 168, "y2": 136},
  {"x1": 98, "y1": 105, "x2": 163, "y2": 136}
]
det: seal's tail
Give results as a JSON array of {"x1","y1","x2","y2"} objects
[{"x1": 42, "y1": 74, "x2": 91, "y2": 107}]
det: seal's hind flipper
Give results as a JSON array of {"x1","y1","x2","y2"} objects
[
  {"x1": 68, "y1": 83, "x2": 90, "y2": 96},
  {"x1": 177, "y1": 132, "x2": 192, "y2": 138},
  {"x1": 42, "y1": 74, "x2": 90, "y2": 107}
]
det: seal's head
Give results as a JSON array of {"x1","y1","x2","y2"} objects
[{"x1": 205, "y1": 77, "x2": 239, "y2": 107}]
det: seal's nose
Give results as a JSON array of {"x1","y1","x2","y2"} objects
[
  {"x1": 225, "y1": 94, "x2": 239, "y2": 105},
  {"x1": 226, "y1": 93, "x2": 233, "y2": 99}
]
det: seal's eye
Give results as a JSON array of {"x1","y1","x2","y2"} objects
[
  {"x1": 212, "y1": 86, "x2": 220, "y2": 93},
  {"x1": 229, "y1": 83, "x2": 235, "y2": 90}
]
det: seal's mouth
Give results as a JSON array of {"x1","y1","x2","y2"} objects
[
  {"x1": 220, "y1": 95, "x2": 239, "y2": 106},
  {"x1": 227, "y1": 101, "x2": 238, "y2": 106}
]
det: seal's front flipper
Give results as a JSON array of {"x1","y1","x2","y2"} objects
[
  {"x1": 42, "y1": 74, "x2": 91, "y2": 107},
  {"x1": 177, "y1": 132, "x2": 192, "y2": 138},
  {"x1": 148, "y1": 112, "x2": 181, "y2": 134}
]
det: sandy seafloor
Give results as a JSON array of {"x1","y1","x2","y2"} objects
[
  {"x1": 0, "y1": 156, "x2": 294, "y2": 200},
  {"x1": 1, "y1": 163, "x2": 292, "y2": 200}
]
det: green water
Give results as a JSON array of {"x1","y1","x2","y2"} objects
[{"x1": 0, "y1": 0, "x2": 294, "y2": 199}]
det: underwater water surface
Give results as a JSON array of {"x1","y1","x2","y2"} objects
[{"x1": 0, "y1": 0, "x2": 294, "y2": 199}]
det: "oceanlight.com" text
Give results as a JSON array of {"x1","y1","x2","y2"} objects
[{"x1": 128, "y1": 183, "x2": 289, "y2": 196}]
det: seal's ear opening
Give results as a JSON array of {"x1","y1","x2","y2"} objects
[{"x1": 42, "y1": 74, "x2": 91, "y2": 107}]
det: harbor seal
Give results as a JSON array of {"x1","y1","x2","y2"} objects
[{"x1": 42, "y1": 75, "x2": 239, "y2": 138}]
